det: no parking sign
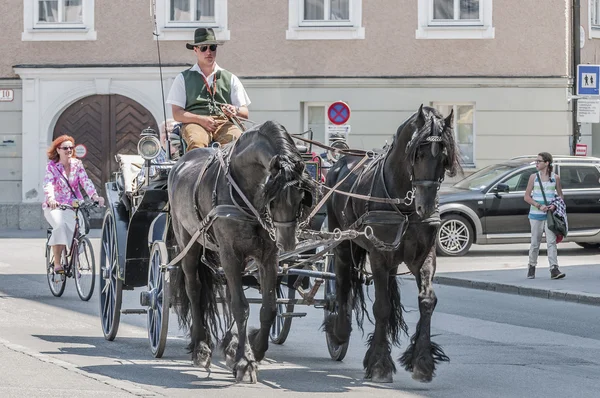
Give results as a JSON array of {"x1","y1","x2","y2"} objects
[
  {"x1": 74, "y1": 144, "x2": 87, "y2": 158},
  {"x1": 327, "y1": 101, "x2": 351, "y2": 125}
]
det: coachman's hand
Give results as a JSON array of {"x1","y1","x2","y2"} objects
[
  {"x1": 221, "y1": 104, "x2": 237, "y2": 117},
  {"x1": 200, "y1": 115, "x2": 217, "y2": 133}
]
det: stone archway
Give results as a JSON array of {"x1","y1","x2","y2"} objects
[{"x1": 53, "y1": 94, "x2": 158, "y2": 197}]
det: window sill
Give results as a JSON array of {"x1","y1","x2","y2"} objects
[
  {"x1": 286, "y1": 26, "x2": 365, "y2": 40},
  {"x1": 21, "y1": 28, "x2": 96, "y2": 41},
  {"x1": 156, "y1": 27, "x2": 230, "y2": 41},
  {"x1": 416, "y1": 25, "x2": 495, "y2": 40},
  {"x1": 590, "y1": 27, "x2": 600, "y2": 39}
]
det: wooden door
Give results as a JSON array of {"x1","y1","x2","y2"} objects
[{"x1": 53, "y1": 94, "x2": 158, "y2": 197}]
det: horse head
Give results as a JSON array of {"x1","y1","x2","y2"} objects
[
  {"x1": 403, "y1": 105, "x2": 462, "y2": 219},
  {"x1": 261, "y1": 153, "x2": 316, "y2": 251}
]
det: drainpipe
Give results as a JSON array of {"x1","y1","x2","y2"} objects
[{"x1": 572, "y1": 0, "x2": 581, "y2": 155}]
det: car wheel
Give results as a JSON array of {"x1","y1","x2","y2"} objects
[
  {"x1": 575, "y1": 242, "x2": 600, "y2": 249},
  {"x1": 436, "y1": 214, "x2": 474, "y2": 257}
]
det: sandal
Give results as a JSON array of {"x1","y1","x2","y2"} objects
[{"x1": 53, "y1": 264, "x2": 64, "y2": 274}]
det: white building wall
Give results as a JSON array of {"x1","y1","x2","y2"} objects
[{"x1": 0, "y1": 80, "x2": 22, "y2": 203}]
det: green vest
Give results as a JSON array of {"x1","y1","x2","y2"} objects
[{"x1": 182, "y1": 68, "x2": 233, "y2": 116}]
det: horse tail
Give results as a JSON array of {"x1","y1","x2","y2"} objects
[
  {"x1": 350, "y1": 243, "x2": 371, "y2": 332},
  {"x1": 170, "y1": 249, "x2": 228, "y2": 344},
  {"x1": 388, "y1": 274, "x2": 408, "y2": 346},
  {"x1": 197, "y1": 250, "x2": 228, "y2": 344},
  {"x1": 171, "y1": 263, "x2": 191, "y2": 332}
]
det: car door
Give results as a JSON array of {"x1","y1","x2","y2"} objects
[
  {"x1": 482, "y1": 166, "x2": 535, "y2": 234},
  {"x1": 557, "y1": 164, "x2": 600, "y2": 230}
]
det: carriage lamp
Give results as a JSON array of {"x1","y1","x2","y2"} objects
[{"x1": 138, "y1": 127, "x2": 161, "y2": 160}]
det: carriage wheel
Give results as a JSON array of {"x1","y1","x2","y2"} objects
[
  {"x1": 74, "y1": 237, "x2": 96, "y2": 301},
  {"x1": 45, "y1": 244, "x2": 67, "y2": 297},
  {"x1": 147, "y1": 241, "x2": 170, "y2": 358},
  {"x1": 99, "y1": 210, "x2": 123, "y2": 341},
  {"x1": 324, "y1": 254, "x2": 350, "y2": 361},
  {"x1": 269, "y1": 281, "x2": 295, "y2": 345}
]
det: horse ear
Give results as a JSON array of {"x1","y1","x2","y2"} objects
[
  {"x1": 444, "y1": 109, "x2": 454, "y2": 129},
  {"x1": 416, "y1": 104, "x2": 426, "y2": 128}
]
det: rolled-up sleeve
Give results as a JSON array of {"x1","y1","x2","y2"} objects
[
  {"x1": 76, "y1": 161, "x2": 97, "y2": 198},
  {"x1": 230, "y1": 74, "x2": 251, "y2": 108},
  {"x1": 166, "y1": 73, "x2": 187, "y2": 109},
  {"x1": 43, "y1": 162, "x2": 56, "y2": 203}
]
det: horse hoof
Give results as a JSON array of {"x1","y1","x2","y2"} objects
[
  {"x1": 411, "y1": 368, "x2": 432, "y2": 383},
  {"x1": 234, "y1": 358, "x2": 258, "y2": 384},
  {"x1": 192, "y1": 342, "x2": 212, "y2": 369},
  {"x1": 193, "y1": 355, "x2": 211, "y2": 369},
  {"x1": 369, "y1": 370, "x2": 393, "y2": 383}
]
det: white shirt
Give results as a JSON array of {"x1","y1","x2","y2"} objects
[{"x1": 166, "y1": 63, "x2": 251, "y2": 110}]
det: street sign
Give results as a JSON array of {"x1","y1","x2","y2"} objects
[
  {"x1": 327, "y1": 124, "x2": 351, "y2": 137},
  {"x1": 577, "y1": 99, "x2": 600, "y2": 123},
  {"x1": 74, "y1": 144, "x2": 87, "y2": 158},
  {"x1": 575, "y1": 143, "x2": 588, "y2": 156},
  {"x1": 577, "y1": 64, "x2": 600, "y2": 95},
  {"x1": 327, "y1": 101, "x2": 351, "y2": 125},
  {"x1": 0, "y1": 89, "x2": 13, "y2": 102}
]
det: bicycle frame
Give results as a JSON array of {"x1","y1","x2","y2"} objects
[{"x1": 48, "y1": 202, "x2": 91, "y2": 277}]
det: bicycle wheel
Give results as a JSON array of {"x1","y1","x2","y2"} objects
[
  {"x1": 45, "y1": 243, "x2": 67, "y2": 297},
  {"x1": 75, "y1": 236, "x2": 96, "y2": 301}
]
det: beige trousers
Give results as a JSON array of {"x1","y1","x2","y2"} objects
[{"x1": 182, "y1": 116, "x2": 242, "y2": 151}]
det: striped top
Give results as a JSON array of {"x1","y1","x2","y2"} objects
[{"x1": 529, "y1": 172, "x2": 557, "y2": 220}]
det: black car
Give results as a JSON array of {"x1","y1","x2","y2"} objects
[{"x1": 437, "y1": 155, "x2": 600, "y2": 256}]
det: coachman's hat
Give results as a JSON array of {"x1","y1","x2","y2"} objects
[{"x1": 186, "y1": 28, "x2": 223, "y2": 50}]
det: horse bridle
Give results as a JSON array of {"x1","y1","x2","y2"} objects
[
  {"x1": 408, "y1": 135, "x2": 446, "y2": 190},
  {"x1": 264, "y1": 179, "x2": 307, "y2": 231}
]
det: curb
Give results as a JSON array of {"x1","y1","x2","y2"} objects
[{"x1": 426, "y1": 276, "x2": 600, "y2": 306}]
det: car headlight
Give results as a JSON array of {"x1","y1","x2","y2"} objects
[{"x1": 137, "y1": 136, "x2": 161, "y2": 160}]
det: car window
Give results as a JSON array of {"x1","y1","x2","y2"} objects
[
  {"x1": 454, "y1": 164, "x2": 516, "y2": 190},
  {"x1": 500, "y1": 167, "x2": 535, "y2": 192},
  {"x1": 559, "y1": 165, "x2": 600, "y2": 189}
]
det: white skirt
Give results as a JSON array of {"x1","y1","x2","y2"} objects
[{"x1": 44, "y1": 208, "x2": 84, "y2": 248}]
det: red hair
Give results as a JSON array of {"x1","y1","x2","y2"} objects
[{"x1": 47, "y1": 135, "x2": 75, "y2": 162}]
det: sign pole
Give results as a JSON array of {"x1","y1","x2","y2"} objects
[{"x1": 572, "y1": 0, "x2": 581, "y2": 155}]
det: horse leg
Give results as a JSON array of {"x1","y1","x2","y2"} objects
[
  {"x1": 248, "y1": 254, "x2": 278, "y2": 362},
  {"x1": 323, "y1": 241, "x2": 354, "y2": 346},
  {"x1": 181, "y1": 244, "x2": 212, "y2": 369},
  {"x1": 399, "y1": 247, "x2": 449, "y2": 382},
  {"x1": 363, "y1": 256, "x2": 398, "y2": 383},
  {"x1": 221, "y1": 251, "x2": 258, "y2": 383}
]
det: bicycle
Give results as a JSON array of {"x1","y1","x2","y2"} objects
[{"x1": 45, "y1": 201, "x2": 98, "y2": 301}]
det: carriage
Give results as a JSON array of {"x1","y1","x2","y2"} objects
[
  {"x1": 99, "y1": 106, "x2": 460, "y2": 384},
  {"x1": 98, "y1": 124, "x2": 353, "y2": 359}
]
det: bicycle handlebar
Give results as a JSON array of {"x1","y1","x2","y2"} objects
[{"x1": 58, "y1": 201, "x2": 101, "y2": 211}]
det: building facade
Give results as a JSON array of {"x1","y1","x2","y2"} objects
[{"x1": 0, "y1": 0, "x2": 596, "y2": 228}]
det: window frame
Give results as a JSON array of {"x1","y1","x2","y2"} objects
[
  {"x1": 416, "y1": 0, "x2": 494, "y2": 40},
  {"x1": 287, "y1": 0, "x2": 365, "y2": 40},
  {"x1": 431, "y1": 101, "x2": 476, "y2": 168},
  {"x1": 154, "y1": 0, "x2": 230, "y2": 42},
  {"x1": 590, "y1": 0, "x2": 600, "y2": 39},
  {"x1": 22, "y1": 0, "x2": 96, "y2": 41}
]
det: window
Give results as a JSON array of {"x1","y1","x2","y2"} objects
[
  {"x1": 590, "y1": 0, "x2": 600, "y2": 38},
  {"x1": 154, "y1": 0, "x2": 230, "y2": 41},
  {"x1": 287, "y1": 0, "x2": 365, "y2": 40},
  {"x1": 416, "y1": 0, "x2": 494, "y2": 39},
  {"x1": 22, "y1": 0, "x2": 96, "y2": 41},
  {"x1": 559, "y1": 165, "x2": 600, "y2": 189},
  {"x1": 432, "y1": 102, "x2": 475, "y2": 167},
  {"x1": 501, "y1": 168, "x2": 535, "y2": 192}
]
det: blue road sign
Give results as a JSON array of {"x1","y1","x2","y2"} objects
[{"x1": 577, "y1": 64, "x2": 600, "y2": 96}]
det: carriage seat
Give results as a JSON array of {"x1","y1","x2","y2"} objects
[{"x1": 116, "y1": 154, "x2": 144, "y2": 194}]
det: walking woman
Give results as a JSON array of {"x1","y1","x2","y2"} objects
[
  {"x1": 524, "y1": 152, "x2": 565, "y2": 280},
  {"x1": 43, "y1": 135, "x2": 105, "y2": 273}
]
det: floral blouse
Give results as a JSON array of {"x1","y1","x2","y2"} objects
[{"x1": 42, "y1": 158, "x2": 98, "y2": 208}]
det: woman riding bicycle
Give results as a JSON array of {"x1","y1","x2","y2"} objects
[{"x1": 43, "y1": 135, "x2": 105, "y2": 274}]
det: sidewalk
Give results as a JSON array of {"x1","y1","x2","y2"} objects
[{"x1": 432, "y1": 264, "x2": 600, "y2": 305}]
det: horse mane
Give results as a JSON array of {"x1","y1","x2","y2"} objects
[
  {"x1": 403, "y1": 106, "x2": 463, "y2": 178},
  {"x1": 237, "y1": 121, "x2": 317, "y2": 208}
]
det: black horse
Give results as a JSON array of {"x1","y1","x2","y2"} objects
[
  {"x1": 168, "y1": 121, "x2": 316, "y2": 383},
  {"x1": 325, "y1": 105, "x2": 461, "y2": 383}
]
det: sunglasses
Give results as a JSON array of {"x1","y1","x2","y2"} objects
[
  {"x1": 197, "y1": 44, "x2": 217, "y2": 52},
  {"x1": 59, "y1": 146, "x2": 74, "y2": 151}
]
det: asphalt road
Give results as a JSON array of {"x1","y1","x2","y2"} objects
[{"x1": 0, "y1": 235, "x2": 599, "y2": 397}]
